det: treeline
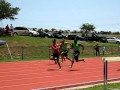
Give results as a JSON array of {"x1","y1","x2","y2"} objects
[
  {"x1": 37, "y1": 28, "x2": 120, "y2": 35},
  {"x1": 97, "y1": 31, "x2": 120, "y2": 35}
]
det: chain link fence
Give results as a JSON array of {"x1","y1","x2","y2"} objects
[{"x1": 0, "y1": 46, "x2": 120, "y2": 61}]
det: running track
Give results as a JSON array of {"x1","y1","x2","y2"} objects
[{"x1": 0, "y1": 57, "x2": 120, "y2": 90}]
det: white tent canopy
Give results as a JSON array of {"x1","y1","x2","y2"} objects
[{"x1": 0, "y1": 40, "x2": 6, "y2": 45}]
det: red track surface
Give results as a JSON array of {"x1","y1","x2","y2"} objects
[{"x1": 0, "y1": 57, "x2": 120, "y2": 90}]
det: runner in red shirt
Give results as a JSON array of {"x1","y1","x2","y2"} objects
[{"x1": 51, "y1": 39, "x2": 61, "y2": 70}]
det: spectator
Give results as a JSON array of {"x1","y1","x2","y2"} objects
[
  {"x1": 10, "y1": 24, "x2": 14, "y2": 36},
  {"x1": 5, "y1": 24, "x2": 10, "y2": 35},
  {"x1": 94, "y1": 43, "x2": 100, "y2": 56},
  {"x1": 102, "y1": 45, "x2": 106, "y2": 56}
]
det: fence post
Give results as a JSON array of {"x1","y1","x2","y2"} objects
[
  {"x1": 49, "y1": 46, "x2": 50, "y2": 59},
  {"x1": 119, "y1": 46, "x2": 120, "y2": 56},
  {"x1": 21, "y1": 47, "x2": 24, "y2": 60},
  {"x1": 104, "y1": 59, "x2": 108, "y2": 90},
  {"x1": 106, "y1": 60, "x2": 108, "y2": 90},
  {"x1": 104, "y1": 60, "x2": 106, "y2": 90}
]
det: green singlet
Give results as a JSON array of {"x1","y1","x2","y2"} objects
[
  {"x1": 72, "y1": 42, "x2": 80, "y2": 51},
  {"x1": 62, "y1": 44, "x2": 68, "y2": 51}
]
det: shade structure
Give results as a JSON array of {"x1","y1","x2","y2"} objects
[{"x1": 0, "y1": 40, "x2": 6, "y2": 45}]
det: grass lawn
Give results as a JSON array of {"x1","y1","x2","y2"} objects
[
  {"x1": 0, "y1": 36, "x2": 119, "y2": 61},
  {"x1": 80, "y1": 82, "x2": 120, "y2": 90},
  {"x1": 0, "y1": 36, "x2": 119, "y2": 47}
]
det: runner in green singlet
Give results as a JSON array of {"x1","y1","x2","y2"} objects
[
  {"x1": 69, "y1": 38, "x2": 85, "y2": 68},
  {"x1": 60, "y1": 39, "x2": 72, "y2": 63}
]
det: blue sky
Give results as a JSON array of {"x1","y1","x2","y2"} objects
[{"x1": 1, "y1": 0, "x2": 120, "y2": 31}]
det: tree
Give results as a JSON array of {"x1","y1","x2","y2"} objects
[
  {"x1": 44, "y1": 29, "x2": 49, "y2": 33},
  {"x1": 38, "y1": 28, "x2": 43, "y2": 32},
  {"x1": 64, "y1": 30, "x2": 70, "y2": 35},
  {"x1": 58, "y1": 29, "x2": 64, "y2": 35},
  {"x1": 0, "y1": 0, "x2": 20, "y2": 20},
  {"x1": 80, "y1": 23, "x2": 96, "y2": 41},
  {"x1": 51, "y1": 28, "x2": 56, "y2": 32},
  {"x1": 72, "y1": 30, "x2": 77, "y2": 33}
]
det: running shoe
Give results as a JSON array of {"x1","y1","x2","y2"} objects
[
  {"x1": 59, "y1": 68, "x2": 62, "y2": 70},
  {"x1": 69, "y1": 65, "x2": 72, "y2": 68},
  {"x1": 82, "y1": 58, "x2": 85, "y2": 62}
]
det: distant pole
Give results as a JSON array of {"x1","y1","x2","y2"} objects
[
  {"x1": 68, "y1": 30, "x2": 70, "y2": 35},
  {"x1": 103, "y1": 59, "x2": 108, "y2": 90},
  {"x1": 21, "y1": 47, "x2": 24, "y2": 60},
  {"x1": 106, "y1": 60, "x2": 108, "y2": 90},
  {"x1": 118, "y1": 46, "x2": 120, "y2": 56},
  {"x1": 49, "y1": 46, "x2": 50, "y2": 59},
  {"x1": 104, "y1": 60, "x2": 106, "y2": 90}
]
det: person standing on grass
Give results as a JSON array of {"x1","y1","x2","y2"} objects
[
  {"x1": 94, "y1": 43, "x2": 100, "y2": 56},
  {"x1": 102, "y1": 45, "x2": 106, "y2": 56},
  {"x1": 5, "y1": 24, "x2": 10, "y2": 35},
  {"x1": 10, "y1": 24, "x2": 14, "y2": 36},
  {"x1": 60, "y1": 39, "x2": 72, "y2": 63},
  {"x1": 69, "y1": 38, "x2": 85, "y2": 68},
  {"x1": 51, "y1": 39, "x2": 61, "y2": 70}
]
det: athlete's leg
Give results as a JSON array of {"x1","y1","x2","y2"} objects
[
  {"x1": 75, "y1": 51, "x2": 85, "y2": 62},
  {"x1": 56, "y1": 53, "x2": 61, "y2": 70},
  {"x1": 63, "y1": 50, "x2": 71, "y2": 62},
  {"x1": 61, "y1": 52, "x2": 65, "y2": 62},
  {"x1": 53, "y1": 53, "x2": 57, "y2": 64},
  {"x1": 69, "y1": 57, "x2": 74, "y2": 68},
  {"x1": 69, "y1": 52, "x2": 75, "y2": 68},
  {"x1": 65, "y1": 53, "x2": 72, "y2": 62}
]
